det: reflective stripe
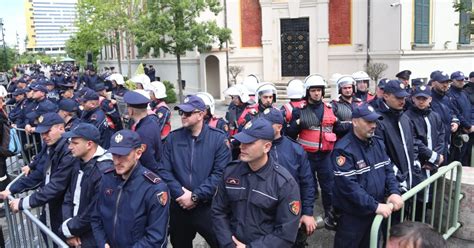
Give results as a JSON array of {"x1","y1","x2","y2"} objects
[
  {"x1": 225, "y1": 186, "x2": 246, "y2": 190},
  {"x1": 73, "y1": 170, "x2": 84, "y2": 216},
  {"x1": 22, "y1": 195, "x2": 31, "y2": 210},
  {"x1": 398, "y1": 121, "x2": 413, "y2": 189},
  {"x1": 334, "y1": 160, "x2": 390, "y2": 177},
  {"x1": 251, "y1": 189, "x2": 278, "y2": 201},
  {"x1": 297, "y1": 138, "x2": 321, "y2": 148},
  {"x1": 61, "y1": 218, "x2": 73, "y2": 238}
]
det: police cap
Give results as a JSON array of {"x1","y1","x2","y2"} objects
[
  {"x1": 396, "y1": 70, "x2": 412, "y2": 80},
  {"x1": 261, "y1": 108, "x2": 284, "y2": 125},
  {"x1": 124, "y1": 91, "x2": 151, "y2": 109},
  {"x1": 108, "y1": 130, "x2": 142, "y2": 155},
  {"x1": 233, "y1": 118, "x2": 274, "y2": 143},
  {"x1": 174, "y1": 95, "x2": 206, "y2": 112},
  {"x1": 35, "y1": 112, "x2": 65, "y2": 134},
  {"x1": 63, "y1": 123, "x2": 100, "y2": 143},
  {"x1": 352, "y1": 104, "x2": 383, "y2": 121}
]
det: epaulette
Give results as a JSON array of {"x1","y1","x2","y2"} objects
[
  {"x1": 143, "y1": 171, "x2": 161, "y2": 184},
  {"x1": 104, "y1": 167, "x2": 115, "y2": 174},
  {"x1": 273, "y1": 162, "x2": 295, "y2": 182}
]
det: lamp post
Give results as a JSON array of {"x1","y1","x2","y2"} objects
[{"x1": 0, "y1": 18, "x2": 7, "y2": 72}]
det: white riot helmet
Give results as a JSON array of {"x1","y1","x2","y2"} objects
[
  {"x1": 286, "y1": 79, "x2": 305, "y2": 99},
  {"x1": 223, "y1": 84, "x2": 250, "y2": 103},
  {"x1": 131, "y1": 74, "x2": 153, "y2": 92},
  {"x1": 133, "y1": 89, "x2": 152, "y2": 110},
  {"x1": 303, "y1": 74, "x2": 327, "y2": 97},
  {"x1": 108, "y1": 73, "x2": 125, "y2": 85},
  {"x1": 336, "y1": 75, "x2": 356, "y2": 93},
  {"x1": 196, "y1": 92, "x2": 215, "y2": 115},
  {"x1": 256, "y1": 82, "x2": 277, "y2": 103},
  {"x1": 329, "y1": 73, "x2": 342, "y2": 84},
  {"x1": 242, "y1": 74, "x2": 260, "y2": 95},
  {"x1": 150, "y1": 81, "x2": 167, "y2": 99}
]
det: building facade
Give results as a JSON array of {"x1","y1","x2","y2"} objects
[
  {"x1": 25, "y1": 0, "x2": 78, "y2": 55},
  {"x1": 99, "y1": 0, "x2": 474, "y2": 100}
]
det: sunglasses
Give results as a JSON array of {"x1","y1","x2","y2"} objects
[{"x1": 178, "y1": 110, "x2": 201, "y2": 117}]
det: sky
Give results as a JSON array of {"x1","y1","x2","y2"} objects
[{"x1": 0, "y1": 0, "x2": 27, "y2": 51}]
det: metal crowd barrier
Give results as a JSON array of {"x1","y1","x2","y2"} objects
[
  {"x1": 3, "y1": 172, "x2": 68, "y2": 248},
  {"x1": 369, "y1": 161, "x2": 463, "y2": 247}
]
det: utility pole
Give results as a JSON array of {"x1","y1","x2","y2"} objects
[{"x1": 0, "y1": 18, "x2": 7, "y2": 72}]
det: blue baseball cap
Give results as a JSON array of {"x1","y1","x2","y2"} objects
[
  {"x1": 377, "y1": 78, "x2": 388, "y2": 89},
  {"x1": 450, "y1": 71, "x2": 465, "y2": 81},
  {"x1": 261, "y1": 108, "x2": 284, "y2": 125},
  {"x1": 63, "y1": 123, "x2": 100, "y2": 143},
  {"x1": 411, "y1": 78, "x2": 424, "y2": 87},
  {"x1": 411, "y1": 85, "x2": 431, "y2": 98},
  {"x1": 124, "y1": 91, "x2": 151, "y2": 108},
  {"x1": 58, "y1": 99, "x2": 79, "y2": 112},
  {"x1": 233, "y1": 118, "x2": 275, "y2": 143},
  {"x1": 174, "y1": 95, "x2": 206, "y2": 112},
  {"x1": 31, "y1": 84, "x2": 48, "y2": 93},
  {"x1": 383, "y1": 80, "x2": 410, "y2": 98},
  {"x1": 94, "y1": 83, "x2": 106, "y2": 92},
  {"x1": 12, "y1": 88, "x2": 28, "y2": 96},
  {"x1": 431, "y1": 71, "x2": 451, "y2": 83},
  {"x1": 80, "y1": 89, "x2": 99, "y2": 102},
  {"x1": 108, "y1": 130, "x2": 143, "y2": 155},
  {"x1": 352, "y1": 104, "x2": 383, "y2": 121},
  {"x1": 35, "y1": 112, "x2": 65, "y2": 134}
]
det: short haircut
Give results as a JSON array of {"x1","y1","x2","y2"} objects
[{"x1": 389, "y1": 221, "x2": 447, "y2": 248}]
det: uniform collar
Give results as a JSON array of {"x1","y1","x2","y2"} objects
[
  {"x1": 240, "y1": 155, "x2": 273, "y2": 180},
  {"x1": 350, "y1": 130, "x2": 373, "y2": 147},
  {"x1": 183, "y1": 122, "x2": 208, "y2": 142}
]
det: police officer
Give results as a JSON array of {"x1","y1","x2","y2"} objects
[
  {"x1": 150, "y1": 81, "x2": 171, "y2": 140},
  {"x1": 82, "y1": 67, "x2": 103, "y2": 90},
  {"x1": 91, "y1": 130, "x2": 170, "y2": 247},
  {"x1": 430, "y1": 71, "x2": 459, "y2": 161},
  {"x1": 375, "y1": 80, "x2": 420, "y2": 191},
  {"x1": 45, "y1": 80, "x2": 60, "y2": 104},
  {"x1": 8, "y1": 88, "x2": 28, "y2": 128},
  {"x1": 57, "y1": 98, "x2": 81, "y2": 131},
  {"x1": 24, "y1": 84, "x2": 58, "y2": 134},
  {"x1": 396, "y1": 70, "x2": 412, "y2": 90},
  {"x1": 96, "y1": 83, "x2": 123, "y2": 131},
  {"x1": 224, "y1": 84, "x2": 251, "y2": 136},
  {"x1": 281, "y1": 79, "x2": 306, "y2": 134},
  {"x1": 158, "y1": 95, "x2": 231, "y2": 248},
  {"x1": 241, "y1": 74, "x2": 260, "y2": 104},
  {"x1": 79, "y1": 89, "x2": 113, "y2": 149},
  {"x1": 331, "y1": 75, "x2": 362, "y2": 137},
  {"x1": 262, "y1": 108, "x2": 316, "y2": 247},
  {"x1": 332, "y1": 104, "x2": 403, "y2": 248},
  {"x1": 369, "y1": 78, "x2": 388, "y2": 110},
  {"x1": 212, "y1": 117, "x2": 300, "y2": 247},
  {"x1": 60, "y1": 123, "x2": 113, "y2": 247},
  {"x1": 124, "y1": 90, "x2": 162, "y2": 174},
  {"x1": 464, "y1": 71, "x2": 474, "y2": 166},
  {"x1": 196, "y1": 91, "x2": 229, "y2": 134},
  {"x1": 108, "y1": 73, "x2": 129, "y2": 97},
  {"x1": 237, "y1": 82, "x2": 278, "y2": 132},
  {"x1": 3, "y1": 112, "x2": 77, "y2": 239},
  {"x1": 448, "y1": 71, "x2": 473, "y2": 165},
  {"x1": 352, "y1": 71, "x2": 375, "y2": 102},
  {"x1": 286, "y1": 74, "x2": 339, "y2": 229}
]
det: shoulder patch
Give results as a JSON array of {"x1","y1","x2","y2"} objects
[
  {"x1": 157, "y1": 191, "x2": 168, "y2": 206},
  {"x1": 289, "y1": 200, "x2": 301, "y2": 215},
  {"x1": 143, "y1": 171, "x2": 161, "y2": 184},
  {"x1": 336, "y1": 155, "x2": 346, "y2": 167}
]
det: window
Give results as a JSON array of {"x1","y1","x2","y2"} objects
[
  {"x1": 414, "y1": 0, "x2": 430, "y2": 44},
  {"x1": 459, "y1": 0, "x2": 472, "y2": 44}
]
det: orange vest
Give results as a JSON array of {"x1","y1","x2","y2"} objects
[
  {"x1": 282, "y1": 100, "x2": 306, "y2": 123},
  {"x1": 237, "y1": 104, "x2": 258, "y2": 127},
  {"x1": 297, "y1": 104, "x2": 337, "y2": 153},
  {"x1": 208, "y1": 117, "x2": 219, "y2": 128}
]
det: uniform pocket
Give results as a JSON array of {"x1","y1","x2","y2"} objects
[
  {"x1": 249, "y1": 189, "x2": 278, "y2": 209},
  {"x1": 225, "y1": 186, "x2": 247, "y2": 202}
]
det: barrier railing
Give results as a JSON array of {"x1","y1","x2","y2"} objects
[
  {"x1": 3, "y1": 172, "x2": 68, "y2": 248},
  {"x1": 369, "y1": 161, "x2": 463, "y2": 247}
]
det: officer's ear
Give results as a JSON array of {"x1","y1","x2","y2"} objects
[
  {"x1": 262, "y1": 140, "x2": 272, "y2": 153},
  {"x1": 135, "y1": 144, "x2": 147, "y2": 157}
]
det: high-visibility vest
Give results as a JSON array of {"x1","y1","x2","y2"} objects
[
  {"x1": 282, "y1": 100, "x2": 306, "y2": 123},
  {"x1": 297, "y1": 103, "x2": 337, "y2": 153}
]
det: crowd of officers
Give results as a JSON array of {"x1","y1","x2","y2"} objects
[{"x1": 0, "y1": 64, "x2": 470, "y2": 248}]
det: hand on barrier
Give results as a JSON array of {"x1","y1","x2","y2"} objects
[
  {"x1": 0, "y1": 189, "x2": 10, "y2": 200},
  {"x1": 387, "y1": 194, "x2": 404, "y2": 211},
  {"x1": 376, "y1": 203, "x2": 393, "y2": 218},
  {"x1": 300, "y1": 215, "x2": 316, "y2": 235},
  {"x1": 9, "y1": 198, "x2": 20, "y2": 213},
  {"x1": 451, "y1": 122, "x2": 459, "y2": 133},
  {"x1": 232, "y1": 236, "x2": 246, "y2": 248},
  {"x1": 21, "y1": 166, "x2": 31, "y2": 176},
  {"x1": 66, "y1": 237, "x2": 81, "y2": 247},
  {"x1": 25, "y1": 124, "x2": 34, "y2": 134}
]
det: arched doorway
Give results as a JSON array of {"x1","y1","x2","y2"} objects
[{"x1": 205, "y1": 55, "x2": 220, "y2": 98}]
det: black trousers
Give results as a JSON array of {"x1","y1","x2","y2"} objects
[{"x1": 169, "y1": 201, "x2": 218, "y2": 248}]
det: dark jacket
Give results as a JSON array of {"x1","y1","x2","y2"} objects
[{"x1": 134, "y1": 115, "x2": 163, "y2": 174}]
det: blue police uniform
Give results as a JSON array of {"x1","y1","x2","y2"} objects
[
  {"x1": 81, "y1": 108, "x2": 112, "y2": 149},
  {"x1": 124, "y1": 91, "x2": 163, "y2": 174},
  {"x1": 112, "y1": 85, "x2": 129, "y2": 97},
  {"x1": 332, "y1": 131, "x2": 400, "y2": 248},
  {"x1": 25, "y1": 85, "x2": 58, "y2": 126},
  {"x1": 83, "y1": 73, "x2": 103, "y2": 90},
  {"x1": 205, "y1": 116, "x2": 229, "y2": 135},
  {"x1": 375, "y1": 80, "x2": 419, "y2": 191},
  {"x1": 8, "y1": 90, "x2": 27, "y2": 127},
  {"x1": 463, "y1": 76, "x2": 474, "y2": 166},
  {"x1": 331, "y1": 96, "x2": 362, "y2": 137},
  {"x1": 225, "y1": 102, "x2": 247, "y2": 135},
  {"x1": 91, "y1": 130, "x2": 170, "y2": 248},
  {"x1": 15, "y1": 113, "x2": 78, "y2": 238},
  {"x1": 158, "y1": 95, "x2": 231, "y2": 247},
  {"x1": 212, "y1": 118, "x2": 301, "y2": 247},
  {"x1": 59, "y1": 124, "x2": 113, "y2": 246}
]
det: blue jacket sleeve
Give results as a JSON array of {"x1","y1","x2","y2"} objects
[
  {"x1": 9, "y1": 167, "x2": 43, "y2": 194},
  {"x1": 192, "y1": 135, "x2": 231, "y2": 201},
  {"x1": 212, "y1": 178, "x2": 235, "y2": 248},
  {"x1": 137, "y1": 128, "x2": 162, "y2": 175},
  {"x1": 332, "y1": 149, "x2": 379, "y2": 215},
  {"x1": 298, "y1": 151, "x2": 316, "y2": 216},
  {"x1": 91, "y1": 180, "x2": 108, "y2": 248},
  {"x1": 158, "y1": 134, "x2": 185, "y2": 199}
]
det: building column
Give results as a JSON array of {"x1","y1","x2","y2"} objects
[
  {"x1": 315, "y1": 0, "x2": 329, "y2": 78},
  {"x1": 260, "y1": 0, "x2": 274, "y2": 82}
]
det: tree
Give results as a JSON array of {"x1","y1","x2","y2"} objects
[
  {"x1": 365, "y1": 62, "x2": 388, "y2": 83},
  {"x1": 133, "y1": 0, "x2": 232, "y2": 102},
  {"x1": 0, "y1": 46, "x2": 18, "y2": 72},
  {"x1": 229, "y1": 65, "x2": 244, "y2": 86}
]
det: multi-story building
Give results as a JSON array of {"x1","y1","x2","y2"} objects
[
  {"x1": 98, "y1": 0, "x2": 474, "y2": 100},
  {"x1": 25, "y1": 0, "x2": 77, "y2": 55}
]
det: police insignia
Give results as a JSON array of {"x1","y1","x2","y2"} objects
[
  {"x1": 264, "y1": 108, "x2": 270, "y2": 114},
  {"x1": 224, "y1": 139, "x2": 231, "y2": 148},
  {"x1": 244, "y1": 121, "x2": 252, "y2": 130},
  {"x1": 115, "y1": 133, "x2": 123, "y2": 143},
  {"x1": 226, "y1": 178, "x2": 240, "y2": 185},
  {"x1": 420, "y1": 85, "x2": 426, "y2": 91},
  {"x1": 368, "y1": 106, "x2": 375, "y2": 112},
  {"x1": 91, "y1": 114, "x2": 97, "y2": 120},
  {"x1": 184, "y1": 97, "x2": 189, "y2": 103},
  {"x1": 157, "y1": 192, "x2": 168, "y2": 206},
  {"x1": 289, "y1": 200, "x2": 301, "y2": 215},
  {"x1": 336, "y1": 155, "x2": 346, "y2": 167},
  {"x1": 158, "y1": 112, "x2": 163, "y2": 118},
  {"x1": 399, "y1": 83, "x2": 405, "y2": 89},
  {"x1": 38, "y1": 115, "x2": 44, "y2": 123},
  {"x1": 105, "y1": 188, "x2": 113, "y2": 196}
]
